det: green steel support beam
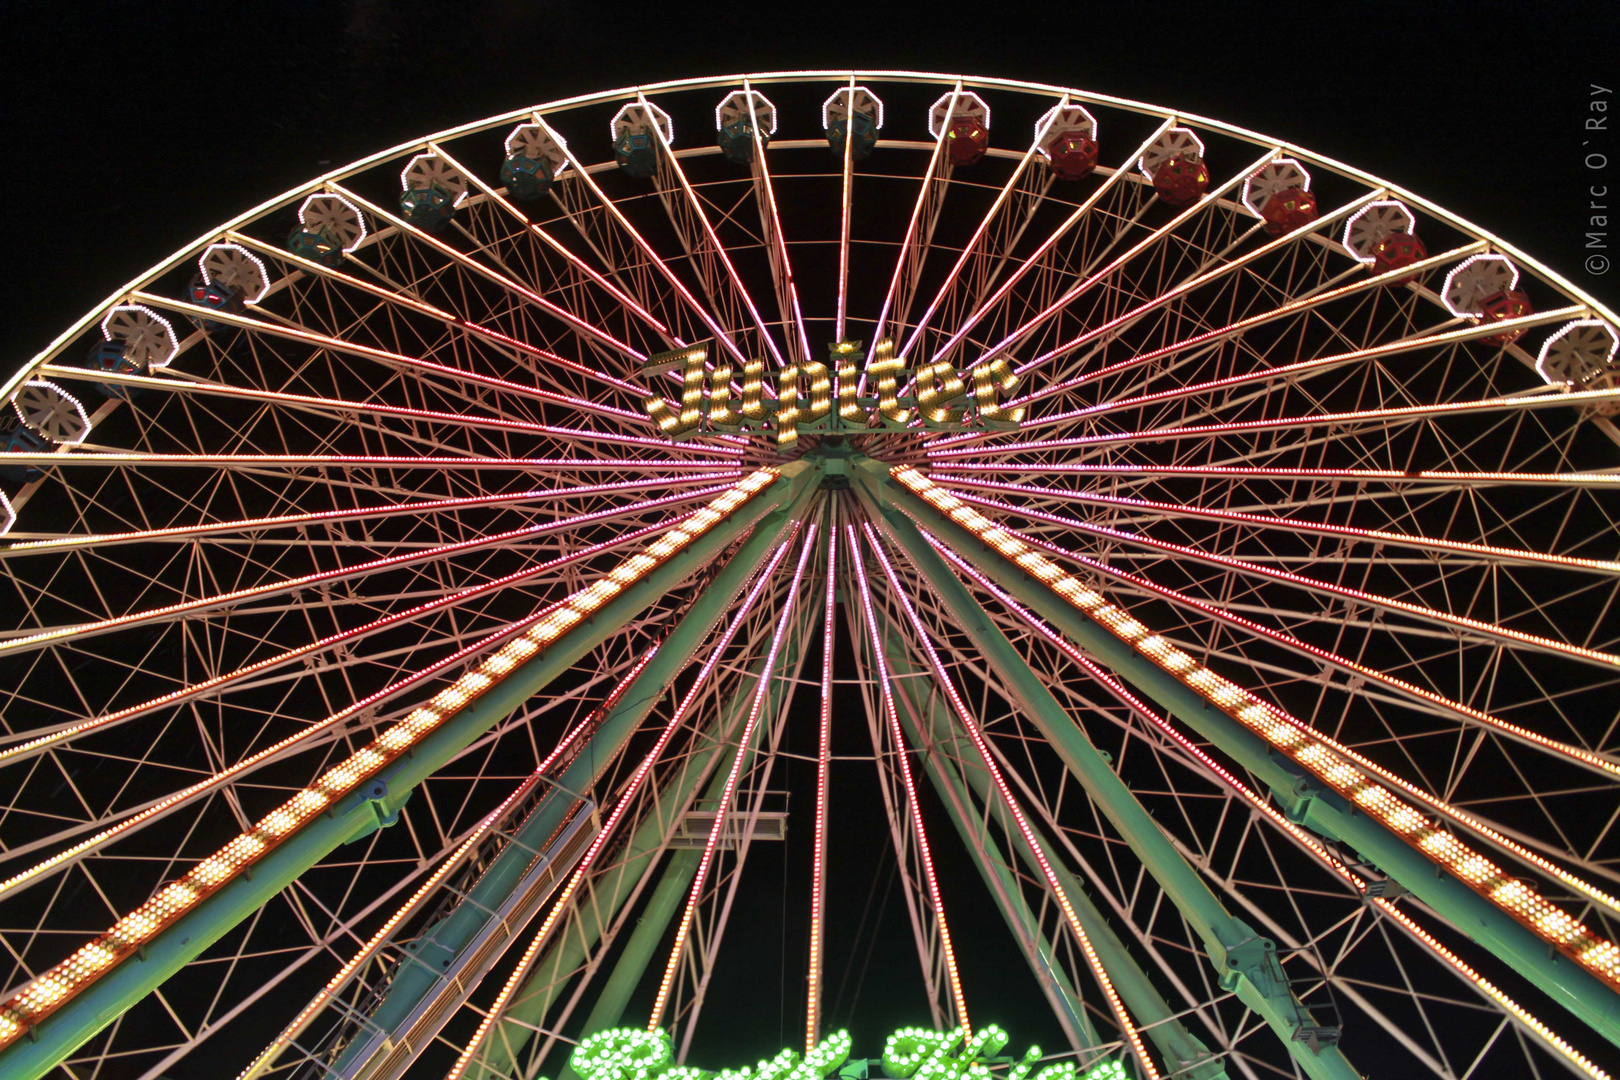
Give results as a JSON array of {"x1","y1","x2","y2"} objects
[
  {"x1": 482, "y1": 699, "x2": 751, "y2": 1080},
  {"x1": 476, "y1": 551, "x2": 819, "y2": 1080},
  {"x1": 1, "y1": 465, "x2": 818, "y2": 1080},
  {"x1": 867, "y1": 498, "x2": 1353, "y2": 1080},
  {"x1": 573, "y1": 849, "x2": 702, "y2": 1043},
  {"x1": 875, "y1": 629, "x2": 1098, "y2": 1052},
  {"x1": 863, "y1": 461, "x2": 1620, "y2": 1050},
  {"x1": 330, "y1": 478, "x2": 820, "y2": 1077},
  {"x1": 874, "y1": 616, "x2": 1220, "y2": 1079}
]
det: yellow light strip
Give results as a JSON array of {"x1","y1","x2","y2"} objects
[
  {"x1": 235, "y1": 681, "x2": 617, "y2": 1080},
  {"x1": 0, "y1": 468, "x2": 779, "y2": 1051},
  {"x1": 1051, "y1": 630, "x2": 1613, "y2": 1080},
  {"x1": 891, "y1": 465, "x2": 1620, "y2": 993},
  {"x1": 446, "y1": 524, "x2": 801, "y2": 1079}
]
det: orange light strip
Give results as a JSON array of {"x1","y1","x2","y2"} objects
[
  {"x1": 931, "y1": 462, "x2": 1620, "y2": 489},
  {"x1": 0, "y1": 511, "x2": 692, "y2": 773},
  {"x1": 859, "y1": 520, "x2": 1156, "y2": 1080},
  {"x1": 933, "y1": 474, "x2": 1620, "y2": 576},
  {"x1": 234, "y1": 676, "x2": 625, "y2": 1080},
  {"x1": 0, "y1": 469, "x2": 778, "y2": 1051},
  {"x1": 931, "y1": 382, "x2": 1620, "y2": 459},
  {"x1": 847, "y1": 525, "x2": 972, "y2": 1035},
  {"x1": 647, "y1": 524, "x2": 819, "y2": 1030},
  {"x1": 1, "y1": 474, "x2": 736, "y2": 555},
  {"x1": 1003, "y1": 305, "x2": 1579, "y2": 433},
  {"x1": 0, "y1": 452, "x2": 742, "y2": 471},
  {"x1": 0, "y1": 519, "x2": 682, "y2": 885},
  {"x1": 40, "y1": 363, "x2": 680, "y2": 450},
  {"x1": 446, "y1": 522, "x2": 800, "y2": 1080},
  {"x1": 911, "y1": 490, "x2": 1620, "y2": 910},
  {"x1": 304, "y1": 189, "x2": 649, "y2": 364},
  {"x1": 807, "y1": 525, "x2": 837, "y2": 1051},
  {"x1": 896, "y1": 106, "x2": 1064, "y2": 364},
  {"x1": 915, "y1": 117, "x2": 1181, "y2": 377},
  {"x1": 226, "y1": 229, "x2": 664, "y2": 403},
  {"x1": 938, "y1": 485, "x2": 1620, "y2": 672},
  {"x1": 924, "y1": 240, "x2": 1488, "y2": 436},
  {"x1": 893, "y1": 465, "x2": 1620, "y2": 993},
  {"x1": 929, "y1": 539, "x2": 1609, "y2": 1080}
]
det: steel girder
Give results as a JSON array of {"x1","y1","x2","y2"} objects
[
  {"x1": 863, "y1": 617, "x2": 1100, "y2": 1055},
  {"x1": 475, "y1": 567, "x2": 818, "y2": 1080},
  {"x1": 317, "y1": 484, "x2": 816, "y2": 1078},
  {"x1": 0, "y1": 467, "x2": 815, "y2": 1080},
  {"x1": 855, "y1": 545, "x2": 1223, "y2": 1078},
  {"x1": 864, "y1": 496, "x2": 1351, "y2": 1080},
  {"x1": 861, "y1": 461, "x2": 1620, "y2": 1051}
]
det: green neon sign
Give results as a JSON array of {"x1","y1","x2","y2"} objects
[{"x1": 565, "y1": 1025, "x2": 1124, "y2": 1080}]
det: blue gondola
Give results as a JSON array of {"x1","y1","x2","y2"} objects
[
  {"x1": 614, "y1": 131, "x2": 657, "y2": 179},
  {"x1": 718, "y1": 118, "x2": 762, "y2": 165},
  {"x1": 187, "y1": 273, "x2": 243, "y2": 332},
  {"x1": 287, "y1": 225, "x2": 345, "y2": 267},
  {"x1": 399, "y1": 182, "x2": 455, "y2": 229},
  {"x1": 827, "y1": 112, "x2": 877, "y2": 162},
  {"x1": 501, "y1": 153, "x2": 555, "y2": 201},
  {"x1": 0, "y1": 424, "x2": 47, "y2": 484},
  {"x1": 81, "y1": 341, "x2": 146, "y2": 400}
]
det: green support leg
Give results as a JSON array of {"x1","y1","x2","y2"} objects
[
  {"x1": 865, "y1": 463, "x2": 1620, "y2": 1051},
  {"x1": 0, "y1": 467, "x2": 818, "y2": 1080},
  {"x1": 866, "y1": 496, "x2": 1355, "y2": 1080},
  {"x1": 572, "y1": 849, "x2": 702, "y2": 1043},
  {"x1": 330, "y1": 483, "x2": 819, "y2": 1077},
  {"x1": 874, "y1": 619, "x2": 1221, "y2": 1079},
  {"x1": 475, "y1": 570, "x2": 818, "y2": 1080}
]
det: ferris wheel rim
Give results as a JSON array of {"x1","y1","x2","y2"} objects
[{"x1": 7, "y1": 68, "x2": 1616, "y2": 409}]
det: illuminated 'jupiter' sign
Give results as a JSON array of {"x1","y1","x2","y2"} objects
[{"x1": 640, "y1": 339, "x2": 1024, "y2": 447}]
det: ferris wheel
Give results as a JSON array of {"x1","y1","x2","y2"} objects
[{"x1": 2, "y1": 69, "x2": 1620, "y2": 1080}]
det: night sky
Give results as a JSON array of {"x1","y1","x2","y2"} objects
[{"x1": 6, "y1": 0, "x2": 1620, "y2": 1072}]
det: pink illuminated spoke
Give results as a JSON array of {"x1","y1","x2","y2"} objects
[
  {"x1": 933, "y1": 484, "x2": 1620, "y2": 669},
  {"x1": 0, "y1": 486, "x2": 732, "y2": 656},
  {"x1": 846, "y1": 524, "x2": 971, "y2": 1033}
]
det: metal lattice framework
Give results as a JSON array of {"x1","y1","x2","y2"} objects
[{"x1": 1, "y1": 70, "x2": 1619, "y2": 1080}]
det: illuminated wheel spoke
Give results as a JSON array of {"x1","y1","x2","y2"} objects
[
  {"x1": 932, "y1": 482, "x2": 1620, "y2": 669},
  {"x1": 941, "y1": 143, "x2": 1283, "y2": 377},
  {"x1": 895, "y1": 99, "x2": 1065, "y2": 366},
  {"x1": 846, "y1": 526, "x2": 972, "y2": 1034},
  {"x1": 872, "y1": 83, "x2": 962, "y2": 351},
  {"x1": 935, "y1": 544, "x2": 1613, "y2": 1078},
  {"x1": 0, "y1": 487, "x2": 726, "y2": 655}
]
